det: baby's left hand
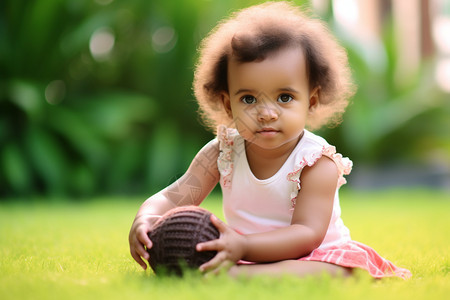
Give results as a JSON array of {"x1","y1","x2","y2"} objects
[{"x1": 196, "y1": 214, "x2": 247, "y2": 274}]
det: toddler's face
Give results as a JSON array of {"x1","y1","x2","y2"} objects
[{"x1": 223, "y1": 47, "x2": 318, "y2": 152}]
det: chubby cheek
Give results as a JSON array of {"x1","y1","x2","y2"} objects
[
  {"x1": 234, "y1": 118, "x2": 255, "y2": 140},
  {"x1": 229, "y1": 108, "x2": 256, "y2": 135},
  {"x1": 289, "y1": 118, "x2": 308, "y2": 137}
]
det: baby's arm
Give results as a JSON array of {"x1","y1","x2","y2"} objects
[
  {"x1": 198, "y1": 156, "x2": 338, "y2": 271},
  {"x1": 129, "y1": 140, "x2": 220, "y2": 269}
]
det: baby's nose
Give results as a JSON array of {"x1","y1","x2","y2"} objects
[{"x1": 257, "y1": 103, "x2": 279, "y2": 121}]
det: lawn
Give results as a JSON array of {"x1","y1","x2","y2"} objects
[{"x1": 0, "y1": 189, "x2": 448, "y2": 300}]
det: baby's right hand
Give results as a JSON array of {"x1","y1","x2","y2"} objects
[{"x1": 128, "y1": 215, "x2": 160, "y2": 270}]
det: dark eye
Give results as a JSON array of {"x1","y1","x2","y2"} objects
[
  {"x1": 241, "y1": 95, "x2": 257, "y2": 104},
  {"x1": 277, "y1": 94, "x2": 293, "y2": 103}
]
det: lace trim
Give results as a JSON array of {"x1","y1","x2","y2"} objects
[
  {"x1": 286, "y1": 145, "x2": 352, "y2": 208},
  {"x1": 217, "y1": 125, "x2": 237, "y2": 188}
]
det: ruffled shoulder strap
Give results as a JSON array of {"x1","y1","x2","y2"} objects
[
  {"x1": 217, "y1": 125, "x2": 239, "y2": 188},
  {"x1": 286, "y1": 142, "x2": 352, "y2": 207}
]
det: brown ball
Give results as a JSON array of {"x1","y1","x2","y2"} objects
[{"x1": 147, "y1": 206, "x2": 220, "y2": 275}]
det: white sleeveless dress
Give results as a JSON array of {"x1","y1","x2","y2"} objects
[{"x1": 215, "y1": 125, "x2": 411, "y2": 279}]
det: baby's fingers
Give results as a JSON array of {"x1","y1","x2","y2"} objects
[
  {"x1": 198, "y1": 250, "x2": 228, "y2": 272},
  {"x1": 210, "y1": 214, "x2": 228, "y2": 233},
  {"x1": 130, "y1": 231, "x2": 153, "y2": 270},
  {"x1": 130, "y1": 245, "x2": 149, "y2": 270},
  {"x1": 209, "y1": 260, "x2": 235, "y2": 276},
  {"x1": 137, "y1": 230, "x2": 153, "y2": 250},
  {"x1": 196, "y1": 237, "x2": 222, "y2": 253}
]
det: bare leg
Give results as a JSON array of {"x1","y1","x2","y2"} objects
[{"x1": 229, "y1": 260, "x2": 352, "y2": 278}]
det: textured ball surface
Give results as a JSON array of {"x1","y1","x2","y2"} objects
[{"x1": 147, "y1": 206, "x2": 219, "y2": 275}]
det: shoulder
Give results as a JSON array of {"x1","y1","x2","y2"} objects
[
  {"x1": 289, "y1": 130, "x2": 331, "y2": 168},
  {"x1": 185, "y1": 138, "x2": 221, "y2": 183},
  {"x1": 194, "y1": 138, "x2": 220, "y2": 166},
  {"x1": 217, "y1": 125, "x2": 240, "y2": 150},
  {"x1": 298, "y1": 131, "x2": 339, "y2": 180},
  {"x1": 287, "y1": 130, "x2": 352, "y2": 188},
  {"x1": 300, "y1": 156, "x2": 339, "y2": 184}
]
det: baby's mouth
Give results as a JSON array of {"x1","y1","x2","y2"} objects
[{"x1": 256, "y1": 128, "x2": 280, "y2": 135}]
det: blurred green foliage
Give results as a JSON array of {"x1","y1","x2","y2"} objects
[
  {"x1": 317, "y1": 9, "x2": 450, "y2": 165},
  {"x1": 0, "y1": 0, "x2": 449, "y2": 198}
]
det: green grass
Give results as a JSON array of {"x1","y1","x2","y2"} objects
[{"x1": 0, "y1": 189, "x2": 449, "y2": 300}]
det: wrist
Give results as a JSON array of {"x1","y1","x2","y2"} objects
[{"x1": 239, "y1": 234, "x2": 250, "y2": 261}]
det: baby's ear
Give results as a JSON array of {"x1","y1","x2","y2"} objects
[
  {"x1": 308, "y1": 86, "x2": 320, "y2": 113},
  {"x1": 221, "y1": 92, "x2": 233, "y2": 118}
]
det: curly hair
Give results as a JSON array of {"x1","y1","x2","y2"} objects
[{"x1": 193, "y1": 1, "x2": 356, "y2": 133}]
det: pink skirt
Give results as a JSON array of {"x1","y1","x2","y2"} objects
[
  {"x1": 238, "y1": 240, "x2": 412, "y2": 279},
  {"x1": 298, "y1": 240, "x2": 412, "y2": 279}
]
